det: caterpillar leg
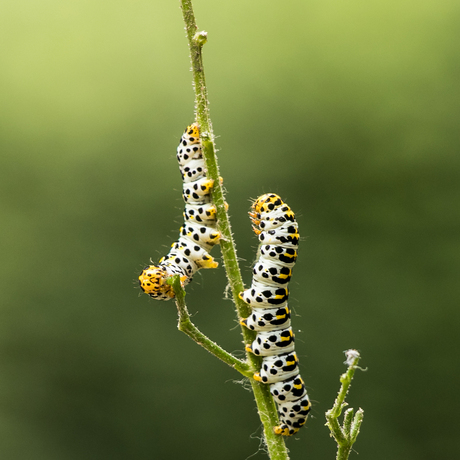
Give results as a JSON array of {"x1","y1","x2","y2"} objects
[
  {"x1": 195, "y1": 254, "x2": 219, "y2": 269},
  {"x1": 168, "y1": 238, "x2": 219, "y2": 270},
  {"x1": 274, "y1": 425, "x2": 298, "y2": 436}
]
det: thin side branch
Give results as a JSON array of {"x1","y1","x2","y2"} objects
[
  {"x1": 325, "y1": 350, "x2": 365, "y2": 460},
  {"x1": 169, "y1": 275, "x2": 252, "y2": 378}
]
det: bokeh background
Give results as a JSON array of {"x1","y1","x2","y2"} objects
[{"x1": 1, "y1": 0, "x2": 459, "y2": 459}]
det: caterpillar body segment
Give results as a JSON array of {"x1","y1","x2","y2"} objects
[
  {"x1": 258, "y1": 225, "x2": 300, "y2": 247},
  {"x1": 179, "y1": 223, "x2": 221, "y2": 249},
  {"x1": 139, "y1": 124, "x2": 220, "y2": 300},
  {"x1": 250, "y1": 208, "x2": 296, "y2": 235},
  {"x1": 240, "y1": 193, "x2": 311, "y2": 436},
  {"x1": 183, "y1": 203, "x2": 217, "y2": 224},
  {"x1": 180, "y1": 158, "x2": 206, "y2": 183},
  {"x1": 240, "y1": 305, "x2": 291, "y2": 332},
  {"x1": 259, "y1": 244, "x2": 298, "y2": 268},
  {"x1": 252, "y1": 262, "x2": 292, "y2": 286},
  {"x1": 239, "y1": 280, "x2": 289, "y2": 307},
  {"x1": 254, "y1": 351, "x2": 300, "y2": 384},
  {"x1": 182, "y1": 177, "x2": 215, "y2": 204},
  {"x1": 245, "y1": 328, "x2": 295, "y2": 356},
  {"x1": 270, "y1": 375, "x2": 307, "y2": 401},
  {"x1": 274, "y1": 396, "x2": 311, "y2": 436}
]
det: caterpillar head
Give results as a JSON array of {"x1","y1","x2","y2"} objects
[
  {"x1": 249, "y1": 193, "x2": 289, "y2": 229},
  {"x1": 138, "y1": 265, "x2": 186, "y2": 301},
  {"x1": 251, "y1": 193, "x2": 284, "y2": 215}
]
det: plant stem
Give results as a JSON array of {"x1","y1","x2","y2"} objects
[
  {"x1": 325, "y1": 350, "x2": 364, "y2": 460},
  {"x1": 169, "y1": 275, "x2": 252, "y2": 377},
  {"x1": 179, "y1": 2, "x2": 290, "y2": 458}
]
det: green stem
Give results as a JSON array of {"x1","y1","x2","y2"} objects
[
  {"x1": 179, "y1": 2, "x2": 290, "y2": 458},
  {"x1": 169, "y1": 275, "x2": 252, "y2": 378},
  {"x1": 325, "y1": 350, "x2": 364, "y2": 460},
  {"x1": 350, "y1": 409, "x2": 364, "y2": 444}
]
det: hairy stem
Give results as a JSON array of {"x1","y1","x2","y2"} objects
[
  {"x1": 325, "y1": 350, "x2": 365, "y2": 460},
  {"x1": 169, "y1": 275, "x2": 252, "y2": 377},
  {"x1": 179, "y1": 1, "x2": 290, "y2": 458}
]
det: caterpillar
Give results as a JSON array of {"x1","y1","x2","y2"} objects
[
  {"x1": 239, "y1": 193, "x2": 311, "y2": 436},
  {"x1": 138, "y1": 124, "x2": 221, "y2": 300}
]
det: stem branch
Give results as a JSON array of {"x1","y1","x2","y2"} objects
[
  {"x1": 169, "y1": 275, "x2": 251, "y2": 377},
  {"x1": 179, "y1": 2, "x2": 290, "y2": 458},
  {"x1": 325, "y1": 350, "x2": 365, "y2": 460}
]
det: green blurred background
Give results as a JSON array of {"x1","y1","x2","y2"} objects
[{"x1": 1, "y1": 0, "x2": 459, "y2": 458}]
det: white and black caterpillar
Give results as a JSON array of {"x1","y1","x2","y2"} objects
[
  {"x1": 240, "y1": 193, "x2": 311, "y2": 436},
  {"x1": 138, "y1": 124, "x2": 220, "y2": 300}
]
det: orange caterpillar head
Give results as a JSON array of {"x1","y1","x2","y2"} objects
[
  {"x1": 250, "y1": 193, "x2": 284, "y2": 217},
  {"x1": 249, "y1": 193, "x2": 286, "y2": 229},
  {"x1": 138, "y1": 266, "x2": 186, "y2": 301},
  {"x1": 139, "y1": 265, "x2": 174, "y2": 300}
]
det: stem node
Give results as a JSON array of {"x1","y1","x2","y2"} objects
[{"x1": 193, "y1": 30, "x2": 208, "y2": 45}]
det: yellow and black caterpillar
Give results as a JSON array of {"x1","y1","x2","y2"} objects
[
  {"x1": 240, "y1": 193, "x2": 311, "y2": 436},
  {"x1": 138, "y1": 124, "x2": 220, "y2": 300}
]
